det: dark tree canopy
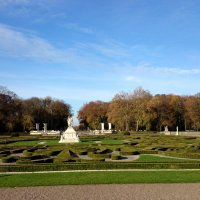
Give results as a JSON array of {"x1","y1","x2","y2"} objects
[{"x1": 0, "y1": 86, "x2": 72, "y2": 133}]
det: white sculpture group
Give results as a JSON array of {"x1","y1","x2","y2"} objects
[
  {"x1": 59, "y1": 116, "x2": 79, "y2": 143},
  {"x1": 164, "y1": 126, "x2": 179, "y2": 136}
]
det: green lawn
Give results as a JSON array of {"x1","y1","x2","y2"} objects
[
  {"x1": 135, "y1": 155, "x2": 200, "y2": 163},
  {"x1": 8, "y1": 140, "x2": 60, "y2": 146},
  {"x1": 7, "y1": 139, "x2": 124, "y2": 146},
  {"x1": 80, "y1": 139, "x2": 124, "y2": 145},
  {"x1": 0, "y1": 170, "x2": 200, "y2": 187}
]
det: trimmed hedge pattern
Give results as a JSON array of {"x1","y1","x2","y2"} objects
[{"x1": 0, "y1": 162, "x2": 199, "y2": 172}]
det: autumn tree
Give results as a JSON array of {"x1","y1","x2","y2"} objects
[
  {"x1": 129, "y1": 87, "x2": 152, "y2": 131},
  {"x1": 78, "y1": 101, "x2": 109, "y2": 130},
  {"x1": 184, "y1": 94, "x2": 200, "y2": 131},
  {"x1": 147, "y1": 95, "x2": 175, "y2": 131},
  {"x1": 169, "y1": 95, "x2": 185, "y2": 130},
  {"x1": 108, "y1": 92, "x2": 133, "y2": 131}
]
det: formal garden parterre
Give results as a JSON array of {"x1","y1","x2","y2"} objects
[{"x1": 0, "y1": 132, "x2": 200, "y2": 172}]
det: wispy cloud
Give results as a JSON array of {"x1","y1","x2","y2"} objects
[
  {"x1": 0, "y1": 0, "x2": 30, "y2": 7},
  {"x1": 62, "y1": 22, "x2": 93, "y2": 34},
  {"x1": 77, "y1": 40, "x2": 131, "y2": 58},
  {"x1": 0, "y1": 0, "x2": 62, "y2": 17},
  {"x1": 137, "y1": 66, "x2": 200, "y2": 75},
  {"x1": 118, "y1": 63, "x2": 200, "y2": 83},
  {"x1": 0, "y1": 0, "x2": 57, "y2": 8},
  {"x1": 0, "y1": 23, "x2": 94, "y2": 65},
  {"x1": 0, "y1": 23, "x2": 135, "y2": 67}
]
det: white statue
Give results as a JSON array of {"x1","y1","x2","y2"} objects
[
  {"x1": 176, "y1": 126, "x2": 179, "y2": 135},
  {"x1": 67, "y1": 116, "x2": 73, "y2": 127}
]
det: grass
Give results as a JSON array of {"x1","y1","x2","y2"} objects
[
  {"x1": 135, "y1": 155, "x2": 200, "y2": 163},
  {"x1": 0, "y1": 170, "x2": 200, "y2": 187},
  {"x1": 8, "y1": 139, "x2": 124, "y2": 146},
  {"x1": 80, "y1": 139, "x2": 124, "y2": 145},
  {"x1": 8, "y1": 140, "x2": 59, "y2": 146}
]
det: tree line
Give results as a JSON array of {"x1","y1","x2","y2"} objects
[
  {"x1": 0, "y1": 86, "x2": 72, "y2": 132},
  {"x1": 78, "y1": 87, "x2": 200, "y2": 132}
]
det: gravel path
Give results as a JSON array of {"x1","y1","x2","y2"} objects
[{"x1": 1, "y1": 184, "x2": 200, "y2": 200}]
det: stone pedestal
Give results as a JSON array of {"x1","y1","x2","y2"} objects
[{"x1": 59, "y1": 127, "x2": 79, "y2": 143}]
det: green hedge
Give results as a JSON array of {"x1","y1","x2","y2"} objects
[
  {"x1": 138, "y1": 150, "x2": 158, "y2": 154},
  {"x1": 161, "y1": 152, "x2": 200, "y2": 159},
  {"x1": 23, "y1": 150, "x2": 32, "y2": 157},
  {"x1": 111, "y1": 154, "x2": 121, "y2": 160},
  {"x1": 33, "y1": 158, "x2": 54, "y2": 164},
  {"x1": 88, "y1": 152, "x2": 111, "y2": 159},
  {"x1": 53, "y1": 150, "x2": 72, "y2": 163},
  {"x1": 46, "y1": 150, "x2": 62, "y2": 156},
  {"x1": 16, "y1": 158, "x2": 32, "y2": 164},
  {"x1": 80, "y1": 158, "x2": 105, "y2": 162},
  {"x1": 1, "y1": 156, "x2": 19, "y2": 163},
  {"x1": 0, "y1": 162, "x2": 199, "y2": 172},
  {"x1": 121, "y1": 151, "x2": 134, "y2": 155}
]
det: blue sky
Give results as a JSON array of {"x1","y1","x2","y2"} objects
[{"x1": 1, "y1": 0, "x2": 200, "y2": 124}]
